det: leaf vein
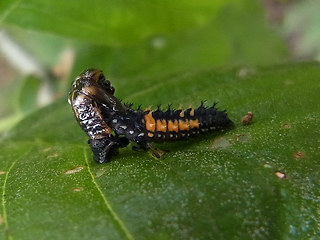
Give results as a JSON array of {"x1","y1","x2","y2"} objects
[
  {"x1": 83, "y1": 148, "x2": 135, "y2": 240},
  {"x1": 0, "y1": 0, "x2": 22, "y2": 24},
  {"x1": 1, "y1": 148, "x2": 31, "y2": 240}
]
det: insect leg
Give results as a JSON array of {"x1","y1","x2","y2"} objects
[
  {"x1": 70, "y1": 92, "x2": 129, "y2": 163},
  {"x1": 134, "y1": 142, "x2": 166, "y2": 159},
  {"x1": 89, "y1": 136, "x2": 129, "y2": 164},
  {"x1": 146, "y1": 143, "x2": 166, "y2": 159}
]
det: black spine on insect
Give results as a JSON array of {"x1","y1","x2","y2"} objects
[
  {"x1": 142, "y1": 102, "x2": 233, "y2": 141},
  {"x1": 69, "y1": 69, "x2": 233, "y2": 163}
]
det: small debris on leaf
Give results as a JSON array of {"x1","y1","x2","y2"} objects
[
  {"x1": 275, "y1": 171, "x2": 286, "y2": 179},
  {"x1": 294, "y1": 151, "x2": 305, "y2": 159},
  {"x1": 72, "y1": 188, "x2": 83, "y2": 192},
  {"x1": 241, "y1": 112, "x2": 253, "y2": 125},
  {"x1": 282, "y1": 123, "x2": 291, "y2": 129},
  {"x1": 64, "y1": 166, "x2": 84, "y2": 175},
  {"x1": 0, "y1": 171, "x2": 6, "y2": 175}
]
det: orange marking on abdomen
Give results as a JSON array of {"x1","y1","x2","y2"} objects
[
  {"x1": 144, "y1": 112, "x2": 156, "y2": 132},
  {"x1": 178, "y1": 119, "x2": 190, "y2": 131},
  {"x1": 168, "y1": 120, "x2": 179, "y2": 132},
  {"x1": 189, "y1": 119, "x2": 199, "y2": 129},
  {"x1": 156, "y1": 119, "x2": 167, "y2": 132}
]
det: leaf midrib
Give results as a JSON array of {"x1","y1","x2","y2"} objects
[{"x1": 83, "y1": 148, "x2": 135, "y2": 240}]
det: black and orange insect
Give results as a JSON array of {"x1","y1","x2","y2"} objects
[{"x1": 68, "y1": 69, "x2": 233, "y2": 163}]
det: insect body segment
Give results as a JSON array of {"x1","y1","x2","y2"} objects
[
  {"x1": 142, "y1": 103, "x2": 231, "y2": 142},
  {"x1": 69, "y1": 69, "x2": 233, "y2": 164},
  {"x1": 70, "y1": 92, "x2": 112, "y2": 139}
]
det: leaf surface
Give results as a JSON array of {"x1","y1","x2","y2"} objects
[{"x1": 1, "y1": 63, "x2": 319, "y2": 239}]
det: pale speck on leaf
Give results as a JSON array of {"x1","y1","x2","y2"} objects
[
  {"x1": 282, "y1": 123, "x2": 291, "y2": 129},
  {"x1": 211, "y1": 137, "x2": 232, "y2": 149},
  {"x1": 294, "y1": 151, "x2": 305, "y2": 158},
  {"x1": 47, "y1": 153, "x2": 59, "y2": 158},
  {"x1": 263, "y1": 163, "x2": 272, "y2": 169},
  {"x1": 64, "y1": 166, "x2": 85, "y2": 175},
  {"x1": 72, "y1": 187, "x2": 83, "y2": 192},
  {"x1": 275, "y1": 171, "x2": 286, "y2": 179}
]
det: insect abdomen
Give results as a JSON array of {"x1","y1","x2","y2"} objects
[{"x1": 143, "y1": 103, "x2": 233, "y2": 141}]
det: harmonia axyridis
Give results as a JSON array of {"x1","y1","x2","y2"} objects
[{"x1": 68, "y1": 69, "x2": 233, "y2": 163}]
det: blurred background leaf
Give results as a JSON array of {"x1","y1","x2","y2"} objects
[
  {"x1": 0, "y1": 0, "x2": 291, "y2": 129},
  {"x1": 0, "y1": 0, "x2": 228, "y2": 46},
  {"x1": 283, "y1": 0, "x2": 320, "y2": 61}
]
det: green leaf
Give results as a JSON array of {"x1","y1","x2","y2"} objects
[
  {"x1": 71, "y1": 2, "x2": 288, "y2": 79},
  {"x1": 0, "y1": 0, "x2": 228, "y2": 46},
  {"x1": 0, "y1": 1, "x2": 316, "y2": 239},
  {"x1": 283, "y1": 0, "x2": 320, "y2": 61},
  {"x1": 16, "y1": 75, "x2": 42, "y2": 113},
  {"x1": 1, "y1": 63, "x2": 319, "y2": 239}
]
